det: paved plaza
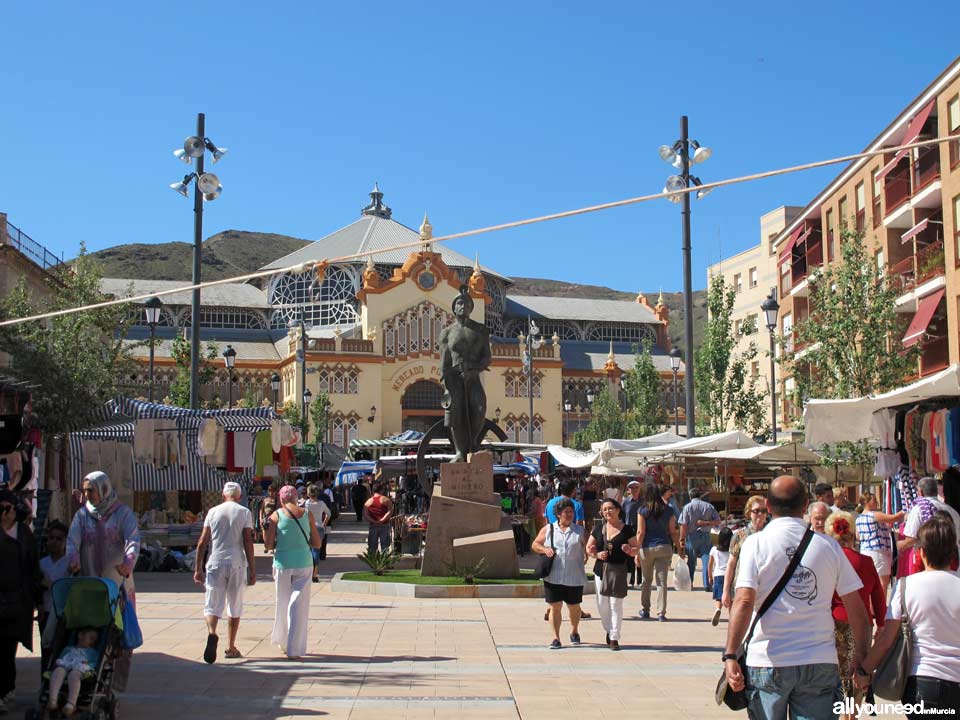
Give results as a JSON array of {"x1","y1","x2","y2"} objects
[{"x1": 12, "y1": 522, "x2": 791, "y2": 719}]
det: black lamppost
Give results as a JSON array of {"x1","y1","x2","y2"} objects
[
  {"x1": 270, "y1": 373, "x2": 281, "y2": 411},
  {"x1": 302, "y1": 389, "x2": 313, "y2": 443},
  {"x1": 761, "y1": 293, "x2": 781, "y2": 443},
  {"x1": 659, "y1": 117, "x2": 712, "y2": 438},
  {"x1": 670, "y1": 347, "x2": 682, "y2": 434},
  {"x1": 222, "y1": 345, "x2": 237, "y2": 408},
  {"x1": 169, "y1": 115, "x2": 227, "y2": 409},
  {"x1": 144, "y1": 296, "x2": 163, "y2": 402}
]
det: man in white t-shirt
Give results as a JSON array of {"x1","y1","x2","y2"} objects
[
  {"x1": 723, "y1": 475, "x2": 869, "y2": 720},
  {"x1": 899, "y1": 476, "x2": 960, "y2": 558},
  {"x1": 194, "y1": 481, "x2": 256, "y2": 664}
]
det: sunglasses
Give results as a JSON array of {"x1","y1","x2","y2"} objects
[{"x1": 749, "y1": 508, "x2": 768, "y2": 515}]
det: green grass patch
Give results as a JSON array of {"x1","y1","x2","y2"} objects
[{"x1": 341, "y1": 569, "x2": 543, "y2": 585}]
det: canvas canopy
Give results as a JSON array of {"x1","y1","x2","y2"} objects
[
  {"x1": 545, "y1": 432, "x2": 683, "y2": 473},
  {"x1": 685, "y1": 443, "x2": 820, "y2": 465},
  {"x1": 620, "y1": 430, "x2": 759, "y2": 459},
  {"x1": 803, "y1": 364, "x2": 960, "y2": 447}
]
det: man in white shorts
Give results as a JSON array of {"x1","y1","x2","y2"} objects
[{"x1": 194, "y1": 481, "x2": 256, "y2": 663}]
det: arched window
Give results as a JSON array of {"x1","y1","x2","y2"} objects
[
  {"x1": 402, "y1": 380, "x2": 443, "y2": 410},
  {"x1": 268, "y1": 265, "x2": 360, "y2": 329}
]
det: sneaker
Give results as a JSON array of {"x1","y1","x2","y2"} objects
[
  {"x1": 712, "y1": 608, "x2": 722, "y2": 626},
  {"x1": 658, "y1": 614, "x2": 667, "y2": 622},
  {"x1": 569, "y1": 632, "x2": 581, "y2": 645},
  {"x1": 580, "y1": 611, "x2": 592, "y2": 619},
  {"x1": 549, "y1": 639, "x2": 562, "y2": 649},
  {"x1": 610, "y1": 640, "x2": 620, "y2": 651},
  {"x1": 638, "y1": 610, "x2": 650, "y2": 619}
]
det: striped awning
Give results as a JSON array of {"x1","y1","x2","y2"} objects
[
  {"x1": 877, "y1": 99, "x2": 936, "y2": 181},
  {"x1": 901, "y1": 218, "x2": 929, "y2": 244},
  {"x1": 902, "y1": 288, "x2": 945, "y2": 347}
]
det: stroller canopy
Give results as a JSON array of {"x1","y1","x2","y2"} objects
[{"x1": 52, "y1": 577, "x2": 122, "y2": 630}]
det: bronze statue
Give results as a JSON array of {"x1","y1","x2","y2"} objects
[{"x1": 439, "y1": 285, "x2": 491, "y2": 462}]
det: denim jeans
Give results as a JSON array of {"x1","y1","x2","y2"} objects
[
  {"x1": 368, "y1": 523, "x2": 391, "y2": 553},
  {"x1": 685, "y1": 532, "x2": 712, "y2": 590},
  {"x1": 903, "y1": 675, "x2": 960, "y2": 719},
  {"x1": 746, "y1": 663, "x2": 842, "y2": 720}
]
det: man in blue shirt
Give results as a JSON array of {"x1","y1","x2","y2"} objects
[
  {"x1": 678, "y1": 487, "x2": 721, "y2": 591},
  {"x1": 545, "y1": 479, "x2": 584, "y2": 524}
]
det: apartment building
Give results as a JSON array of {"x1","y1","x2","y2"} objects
[
  {"x1": 771, "y1": 55, "x2": 960, "y2": 426},
  {"x1": 707, "y1": 206, "x2": 802, "y2": 434}
]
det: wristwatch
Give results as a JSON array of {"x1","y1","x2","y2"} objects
[{"x1": 722, "y1": 653, "x2": 739, "y2": 662}]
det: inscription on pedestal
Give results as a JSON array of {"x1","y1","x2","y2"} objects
[{"x1": 440, "y1": 450, "x2": 494, "y2": 503}]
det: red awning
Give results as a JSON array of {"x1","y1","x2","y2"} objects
[
  {"x1": 901, "y1": 218, "x2": 930, "y2": 244},
  {"x1": 902, "y1": 288, "x2": 945, "y2": 347},
  {"x1": 877, "y1": 99, "x2": 936, "y2": 181},
  {"x1": 777, "y1": 225, "x2": 804, "y2": 265}
]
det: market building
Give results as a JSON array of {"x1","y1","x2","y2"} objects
[
  {"x1": 98, "y1": 186, "x2": 685, "y2": 445},
  {"x1": 712, "y1": 55, "x2": 960, "y2": 430}
]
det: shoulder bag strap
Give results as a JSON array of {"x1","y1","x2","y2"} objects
[
  {"x1": 899, "y1": 576, "x2": 911, "y2": 640},
  {"x1": 283, "y1": 508, "x2": 312, "y2": 549},
  {"x1": 549, "y1": 521, "x2": 555, "y2": 550},
  {"x1": 743, "y1": 526, "x2": 815, "y2": 648}
]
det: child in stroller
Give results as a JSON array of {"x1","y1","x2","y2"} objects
[
  {"x1": 46, "y1": 628, "x2": 99, "y2": 717},
  {"x1": 29, "y1": 577, "x2": 124, "y2": 720}
]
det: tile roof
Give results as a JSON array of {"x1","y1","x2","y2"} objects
[
  {"x1": 259, "y1": 216, "x2": 511, "y2": 281},
  {"x1": 505, "y1": 295, "x2": 661, "y2": 324},
  {"x1": 559, "y1": 341, "x2": 684, "y2": 373},
  {"x1": 122, "y1": 327, "x2": 284, "y2": 361},
  {"x1": 101, "y1": 278, "x2": 270, "y2": 308}
]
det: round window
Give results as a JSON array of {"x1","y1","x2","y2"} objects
[{"x1": 418, "y1": 271, "x2": 436, "y2": 290}]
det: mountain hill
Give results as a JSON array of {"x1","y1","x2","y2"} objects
[
  {"x1": 86, "y1": 230, "x2": 311, "y2": 281},
  {"x1": 87, "y1": 232, "x2": 707, "y2": 352}
]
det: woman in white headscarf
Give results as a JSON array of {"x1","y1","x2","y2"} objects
[{"x1": 67, "y1": 471, "x2": 141, "y2": 690}]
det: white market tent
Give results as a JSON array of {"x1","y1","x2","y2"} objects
[
  {"x1": 803, "y1": 364, "x2": 960, "y2": 447},
  {"x1": 619, "y1": 430, "x2": 759, "y2": 460},
  {"x1": 547, "y1": 432, "x2": 684, "y2": 472},
  {"x1": 690, "y1": 443, "x2": 821, "y2": 465}
]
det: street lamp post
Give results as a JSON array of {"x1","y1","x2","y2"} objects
[
  {"x1": 169, "y1": 114, "x2": 228, "y2": 408},
  {"x1": 222, "y1": 345, "x2": 237, "y2": 409},
  {"x1": 302, "y1": 389, "x2": 313, "y2": 443},
  {"x1": 669, "y1": 347, "x2": 682, "y2": 435},
  {"x1": 761, "y1": 292, "x2": 781, "y2": 444},
  {"x1": 659, "y1": 117, "x2": 712, "y2": 438},
  {"x1": 522, "y1": 318, "x2": 542, "y2": 443},
  {"x1": 144, "y1": 296, "x2": 163, "y2": 402},
  {"x1": 270, "y1": 373, "x2": 281, "y2": 411}
]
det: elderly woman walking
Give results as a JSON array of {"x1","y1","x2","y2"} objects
[
  {"x1": 855, "y1": 492, "x2": 904, "y2": 594},
  {"x1": 66, "y1": 471, "x2": 140, "y2": 691},
  {"x1": 264, "y1": 485, "x2": 321, "y2": 659},
  {"x1": 532, "y1": 498, "x2": 587, "y2": 649},
  {"x1": 0, "y1": 489, "x2": 40, "y2": 714}
]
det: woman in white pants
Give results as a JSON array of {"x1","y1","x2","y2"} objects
[
  {"x1": 586, "y1": 498, "x2": 639, "y2": 650},
  {"x1": 264, "y1": 485, "x2": 321, "y2": 659}
]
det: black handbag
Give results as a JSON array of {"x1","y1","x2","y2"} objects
[
  {"x1": 716, "y1": 526, "x2": 815, "y2": 711},
  {"x1": 536, "y1": 523, "x2": 556, "y2": 579}
]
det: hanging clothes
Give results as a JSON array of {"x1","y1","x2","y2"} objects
[
  {"x1": 896, "y1": 467, "x2": 919, "y2": 512},
  {"x1": 133, "y1": 419, "x2": 156, "y2": 465},
  {"x1": 254, "y1": 431, "x2": 273, "y2": 476},
  {"x1": 234, "y1": 432, "x2": 255, "y2": 469},
  {"x1": 870, "y1": 409, "x2": 897, "y2": 449}
]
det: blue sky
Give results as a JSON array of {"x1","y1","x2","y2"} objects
[{"x1": 3, "y1": 2, "x2": 958, "y2": 293}]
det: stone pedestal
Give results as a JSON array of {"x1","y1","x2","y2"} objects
[
  {"x1": 421, "y1": 451, "x2": 519, "y2": 578},
  {"x1": 452, "y1": 530, "x2": 520, "y2": 578}
]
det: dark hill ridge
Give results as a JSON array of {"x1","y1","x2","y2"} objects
[
  {"x1": 87, "y1": 234, "x2": 706, "y2": 352},
  {"x1": 86, "y1": 230, "x2": 311, "y2": 281}
]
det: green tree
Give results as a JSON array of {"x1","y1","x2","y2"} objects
[
  {"x1": 309, "y1": 391, "x2": 330, "y2": 444},
  {"x1": 621, "y1": 338, "x2": 665, "y2": 437},
  {"x1": 695, "y1": 275, "x2": 769, "y2": 438},
  {"x1": 0, "y1": 244, "x2": 137, "y2": 434},
  {"x1": 788, "y1": 228, "x2": 918, "y2": 401},
  {"x1": 570, "y1": 387, "x2": 624, "y2": 450},
  {"x1": 167, "y1": 335, "x2": 219, "y2": 408},
  {"x1": 280, "y1": 399, "x2": 305, "y2": 437}
]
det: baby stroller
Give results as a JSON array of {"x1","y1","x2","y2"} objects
[{"x1": 27, "y1": 577, "x2": 125, "y2": 720}]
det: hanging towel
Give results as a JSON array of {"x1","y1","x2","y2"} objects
[
  {"x1": 234, "y1": 431, "x2": 255, "y2": 469},
  {"x1": 133, "y1": 419, "x2": 156, "y2": 465},
  {"x1": 226, "y1": 432, "x2": 239, "y2": 473},
  {"x1": 197, "y1": 420, "x2": 218, "y2": 457},
  {"x1": 254, "y1": 431, "x2": 273, "y2": 476},
  {"x1": 271, "y1": 420, "x2": 295, "y2": 452}
]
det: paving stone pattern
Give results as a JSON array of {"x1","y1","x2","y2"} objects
[{"x1": 10, "y1": 519, "x2": 894, "y2": 720}]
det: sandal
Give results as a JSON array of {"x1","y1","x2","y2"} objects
[{"x1": 224, "y1": 648, "x2": 242, "y2": 659}]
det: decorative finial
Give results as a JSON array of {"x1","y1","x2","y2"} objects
[
  {"x1": 608, "y1": 339, "x2": 615, "y2": 360},
  {"x1": 419, "y1": 212, "x2": 433, "y2": 244},
  {"x1": 366, "y1": 255, "x2": 375, "y2": 270},
  {"x1": 473, "y1": 253, "x2": 481, "y2": 273},
  {"x1": 361, "y1": 183, "x2": 392, "y2": 218},
  {"x1": 657, "y1": 287, "x2": 665, "y2": 306}
]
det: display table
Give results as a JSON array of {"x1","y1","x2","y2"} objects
[{"x1": 141, "y1": 523, "x2": 202, "y2": 549}]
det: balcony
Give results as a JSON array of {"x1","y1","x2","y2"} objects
[
  {"x1": 891, "y1": 239, "x2": 945, "y2": 295},
  {"x1": 919, "y1": 334, "x2": 949, "y2": 377},
  {"x1": 913, "y1": 145, "x2": 941, "y2": 193},
  {"x1": 883, "y1": 159, "x2": 912, "y2": 219}
]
